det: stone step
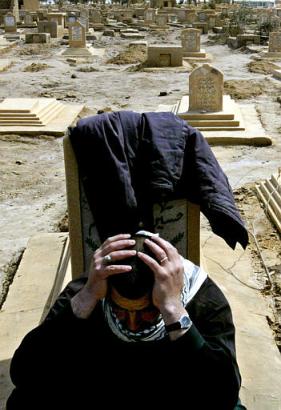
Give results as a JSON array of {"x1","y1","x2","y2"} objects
[
  {"x1": 256, "y1": 172, "x2": 281, "y2": 234},
  {"x1": 0, "y1": 99, "x2": 66, "y2": 126},
  {"x1": 188, "y1": 119, "x2": 240, "y2": 127}
]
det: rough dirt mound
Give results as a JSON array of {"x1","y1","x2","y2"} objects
[
  {"x1": 15, "y1": 43, "x2": 58, "y2": 56},
  {"x1": 106, "y1": 45, "x2": 147, "y2": 65},
  {"x1": 224, "y1": 79, "x2": 265, "y2": 99},
  {"x1": 77, "y1": 66, "x2": 100, "y2": 72},
  {"x1": 247, "y1": 60, "x2": 281, "y2": 75},
  {"x1": 23, "y1": 63, "x2": 51, "y2": 72}
]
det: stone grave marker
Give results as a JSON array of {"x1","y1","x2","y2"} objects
[
  {"x1": 4, "y1": 13, "x2": 17, "y2": 33},
  {"x1": 189, "y1": 64, "x2": 223, "y2": 112},
  {"x1": 181, "y1": 28, "x2": 200, "y2": 53},
  {"x1": 269, "y1": 32, "x2": 281, "y2": 53},
  {"x1": 69, "y1": 20, "x2": 86, "y2": 48}
]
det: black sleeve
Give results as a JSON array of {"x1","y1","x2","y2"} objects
[
  {"x1": 165, "y1": 277, "x2": 241, "y2": 410},
  {"x1": 7, "y1": 279, "x2": 90, "y2": 409}
]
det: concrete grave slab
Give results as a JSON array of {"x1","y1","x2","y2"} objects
[
  {"x1": 256, "y1": 171, "x2": 281, "y2": 235},
  {"x1": 157, "y1": 100, "x2": 271, "y2": 146},
  {"x1": 0, "y1": 98, "x2": 84, "y2": 136}
]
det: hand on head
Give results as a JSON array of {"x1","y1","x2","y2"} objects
[
  {"x1": 137, "y1": 236, "x2": 184, "y2": 313},
  {"x1": 85, "y1": 234, "x2": 136, "y2": 301}
]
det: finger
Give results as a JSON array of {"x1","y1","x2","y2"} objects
[
  {"x1": 101, "y1": 239, "x2": 135, "y2": 256},
  {"x1": 103, "y1": 264, "x2": 133, "y2": 278},
  {"x1": 137, "y1": 251, "x2": 163, "y2": 277},
  {"x1": 143, "y1": 239, "x2": 167, "y2": 263},
  {"x1": 100, "y1": 250, "x2": 136, "y2": 265},
  {"x1": 148, "y1": 236, "x2": 177, "y2": 258},
  {"x1": 103, "y1": 234, "x2": 131, "y2": 246}
]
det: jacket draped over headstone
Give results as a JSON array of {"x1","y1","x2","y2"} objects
[{"x1": 69, "y1": 111, "x2": 248, "y2": 249}]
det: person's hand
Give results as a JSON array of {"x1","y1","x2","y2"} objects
[
  {"x1": 137, "y1": 236, "x2": 185, "y2": 321},
  {"x1": 71, "y1": 234, "x2": 136, "y2": 318}
]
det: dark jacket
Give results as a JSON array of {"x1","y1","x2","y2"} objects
[
  {"x1": 7, "y1": 277, "x2": 241, "y2": 410},
  {"x1": 69, "y1": 111, "x2": 248, "y2": 249}
]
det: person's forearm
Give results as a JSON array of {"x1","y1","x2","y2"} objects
[
  {"x1": 160, "y1": 303, "x2": 191, "y2": 341},
  {"x1": 71, "y1": 287, "x2": 98, "y2": 319}
]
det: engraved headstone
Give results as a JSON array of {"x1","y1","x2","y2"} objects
[
  {"x1": 189, "y1": 64, "x2": 223, "y2": 112},
  {"x1": 181, "y1": 28, "x2": 200, "y2": 53},
  {"x1": 4, "y1": 13, "x2": 17, "y2": 33},
  {"x1": 269, "y1": 32, "x2": 281, "y2": 53},
  {"x1": 69, "y1": 20, "x2": 86, "y2": 48}
]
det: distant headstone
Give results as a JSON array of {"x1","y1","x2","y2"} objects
[
  {"x1": 155, "y1": 14, "x2": 167, "y2": 26},
  {"x1": 189, "y1": 64, "x2": 223, "y2": 112},
  {"x1": 24, "y1": 13, "x2": 33, "y2": 25},
  {"x1": 38, "y1": 20, "x2": 58, "y2": 38},
  {"x1": 181, "y1": 28, "x2": 200, "y2": 53},
  {"x1": 4, "y1": 13, "x2": 17, "y2": 33},
  {"x1": 23, "y1": 0, "x2": 39, "y2": 11},
  {"x1": 69, "y1": 20, "x2": 86, "y2": 48},
  {"x1": 269, "y1": 32, "x2": 281, "y2": 53}
]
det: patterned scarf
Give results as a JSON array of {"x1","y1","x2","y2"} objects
[{"x1": 103, "y1": 257, "x2": 207, "y2": 342}]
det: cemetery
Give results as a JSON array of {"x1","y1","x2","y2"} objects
[{"x1": 0, "y1": 0, "x2": 281, "y2": 407}]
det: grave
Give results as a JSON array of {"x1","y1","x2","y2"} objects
[
  {"x1": 61, "y1": 20, "x2": 104, "y2": 59},
  {"x1": 38, "y1": 20, "x2": 59, "y2": 39},
  {"x1": 23, "y1": 0, "x2": 39, "y2": 12},
  {"x1": 156, "y1": 64, "x2": 271, "y2": 146},
  {"x1": 0, "y1": 98, "x2": 84, "y2": 136},
  {"x1": 256, "y1": 171, "x2": 281, "y2": 235},
  {"x1": 4, "y1": 12, "x2": 17, "y2": 33},
  {"x1": 181, "y1": 28, "x2": 210, "y2": 61},
  {"x1": 25, "y1": 32, "x2": 50, "y2": 43},
  {"x1": 266, "y1": 32, "x2": 281, "y2": 57},
  {"x1": 46, "y1": 12, "x2": 65, "y2": 37},
  {"x1": 146, "y1": 44, "x2": 182, "y2": 67}
]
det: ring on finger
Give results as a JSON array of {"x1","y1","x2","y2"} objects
[
  {"x1": 103, "y1": 254, "x2": 112, "y2": 265},
  {"x1": 160, "y1": 256, "x2": 168, "y2": 264}
]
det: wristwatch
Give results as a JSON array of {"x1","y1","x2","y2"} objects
[{"x1": 165, "y1": 314, "x2": 192, "y2": 333}]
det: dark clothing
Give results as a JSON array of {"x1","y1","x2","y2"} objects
[
  {"x1": 69, "y1": 111, "x2": 248, "y2": 249},
  {"x1": 7, "y1": 277, "x2": 241, "y2": 410}
]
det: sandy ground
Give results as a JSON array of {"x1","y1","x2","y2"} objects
[{"x1": 0, "y1": 28, "x2": 281, "y2": 344}]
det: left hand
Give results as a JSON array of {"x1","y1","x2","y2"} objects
[{"x1": 137, "y1": 236, "x2": 184, "y2": 315}]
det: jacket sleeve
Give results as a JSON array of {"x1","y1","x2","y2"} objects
[
  {"x1": 164, "y1": 277, "x2": 241, "y2": 410},
  {"x1": 181, "y1": 124, "x2": 249, "y2": 250}
]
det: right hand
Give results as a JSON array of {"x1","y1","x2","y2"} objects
[
  {"x1": 85, "y1": 233, "x2": 136, "y2": 301},
  {"x1": 71, "y1": 234, "x2": 136, "y2": 318}
]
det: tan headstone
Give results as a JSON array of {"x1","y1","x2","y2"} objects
[
  {"x1": 4, "y1": 13, "x2": 17, "y2": 33},
  {"x1": 69, "y1": 20, "x2": 86, "y2": 48},
  {"x1": 269, "y1": 32, "x2": 281, "y2": 53},
  {"x1": 181, "y1": 28, "x2": 200, "y2": 53},
  {"x1": 189, "y1": 64, "x2": 223, "y2": 112},
  {"x1": 23, "y1": 0, "x2": 39, "y2": 11}
]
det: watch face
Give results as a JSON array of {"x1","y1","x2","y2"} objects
[{"x1": 180, "y1": 316, "x2": 191, "y2": 328}]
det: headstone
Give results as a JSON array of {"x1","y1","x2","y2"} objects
[
  {"x1": 4, "y1": 13, "x2": 17, "y2": 33},
  {"x1": 38, "y1": 20, "x2": 58, "y2": 38},
  {"x1": 155, "y1": 14, "x2": 168, "y2": 27},
  {"x1": 24, "y1": 12, "x2": 33, "y2": 25},
  {"x1": 181, "y1": 28, "x2": 200, "y2": 53},
  {"x1": 69, "y1": 20, "x2": 86, "y2": 48},
  {"x1": 269, "y1": 32, "x2": 281, "y2": 53},
  {"x1": 189, "y1": 64, "x2": 223, "y2": 112},
  {"x1": 23, "y1": 0, "x2": 39, "y2": 11}
]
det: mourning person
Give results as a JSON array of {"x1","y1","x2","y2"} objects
[{"x1": 7, "y1": 232, "x2": 245, "y2": 409}]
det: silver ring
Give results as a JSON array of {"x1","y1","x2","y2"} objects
[
  {"x1": 160, "y1": 256, "x2": 168, "y2": 264},
  {"x1": 103, "y1": 254, "x2": 112, "y2": 264}
]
